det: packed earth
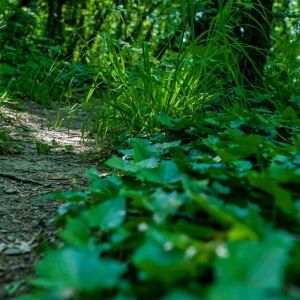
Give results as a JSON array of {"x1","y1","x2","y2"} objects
[{"x1": 0, "y1": 101, "x2": 100, "y2": 299}]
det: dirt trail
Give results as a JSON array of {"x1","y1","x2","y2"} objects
[{"x1": 0, "y1": 101, "x2": 101, "y2": 299}]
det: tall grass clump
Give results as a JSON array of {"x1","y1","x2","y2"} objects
[
  {"x1": 74, "y1": 0, "x2": 271, "y2": 144},
  {"x1": 10, "y1": 0, "x2": 270, "y2": 143}
]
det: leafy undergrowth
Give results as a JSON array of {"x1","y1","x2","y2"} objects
[
  {"x1": 18, "y1": 104, "x2": 300, "y2": 300},
  {"x1": 0, "y1": 129, "x2": 24, "y2": 155}
]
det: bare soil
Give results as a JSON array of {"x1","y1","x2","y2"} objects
[{"x1": 0, "y1": 101, "x2": 106, "y2": 299}]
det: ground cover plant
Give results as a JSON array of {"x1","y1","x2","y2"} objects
[
  {"x1": 1, "y1": 0, "x2": 300, "y2": 299},
  {"x1": 17, "y1": 104, "x2": 300, "y2": 299}
]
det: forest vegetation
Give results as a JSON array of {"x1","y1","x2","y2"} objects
[{"x1": 1, "y1": 0, "x2": 300, "y2": 299}]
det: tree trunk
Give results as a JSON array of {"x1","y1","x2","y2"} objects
[
  {"x1": 239, "y1": 0, "x2": 274, "y2": 86},
  {"x1": 46, "y1": 0, "x2": 67, "y2": 39},
  {"x1": 194, "y1": 0, "x2": 274, "y2": 87}
]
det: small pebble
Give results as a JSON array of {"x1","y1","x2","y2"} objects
[
  {"x1": 5, "y1": 188, "x2": 18, "y2": 194},
  {"x1": 3, "y1": 248, "x2": 21, "y2": 255}
]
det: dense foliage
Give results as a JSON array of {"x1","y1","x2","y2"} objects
[
  {"x1": 1, "y1": 0, "x2": 300, "y2": 299},
  {"x1": 19, "y1": 106, "x2": 300, "y2": 299}
]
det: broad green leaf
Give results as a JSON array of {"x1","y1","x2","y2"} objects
[
  {"x1": 145, "y1": 190, "x2": 184, "y2": 223},
  {"x1": 33, "y1": 247, "x2": 126, "y2": 292},
  {"x1": 36, "y1": 142, "x2": 51, "y2": 153},
  {"x1": 247, "y1": 171, "x2": 295, "y2": 214},
  {"x1": 217, "y1": 131, "x2": 261, "y2": 162},
  {"x1": 184, "y1": 185, "x2": 258, "y2": 241},
  {"x1": 207, "y1": 284, "x2": 278, "y2": 300},
  {"x1": 136, "y1": 157, "x2": 158, "y2": 169},
  {"x1": 208, "y1": 232, "x2": 294, "y2": 299},
  {"x1": 228, "y1": 130, "x2": 260, "y2": 147},
  {"x1": 65, "y1": 145, "x2": 74, "y2": 152},
  {"x1": 204, "y1": 118, "x2": 220, "y2": 125},
  {"x1": 256, "y1": 114, "x2": 270, "y2": 124},
  {"x1": 268, "y1": 163, "x2": 300, "y2": 184},
  {"x1": 82, "y1": 195, "x2": 126, "y2": 230},
  {"x1": 192, "y1": 162, "x2": 225, "y2": 176},
  {"x1": 233, "y1": 160, "x2": 253, "y2": 170},
  {"x1": 283, "y1": 106, "x2": 298, "y2": 121},
  {"x1": 212, "y1": 181, "x2": 230, "y2": 194},
  {"x1": 59, "y1": 217, "x2": 90, "y2": 249},
  {"x1": 132, "y1": 239, "x2": 189, "y2": 283},
  {"x1": 0, "y1": 130, "x2": 10, "y2": 142},
  {"x1": 133, "y1": 141, "x2": 160, "y2": 162},
  {"x1": 40, "y1": 191, "x2": 88, "y2": 202},
  {"x1": 161, "y1": 140, "x2": 181, "y2": 149},
  {"x1": 157, "y1": 112, "x2": 178, "y2": 127},
  {"x1": 217, "y1": 148, "x2": 241, "y2": 162},
  {"x1": 295, "y1": 135, "x2": 300, "y2": 153},
  {"x1": 15, "y1": 291, "x2": 63, "y2": 300},
  {"x1": 230, "y1": 119, "x2": 245, "y2": 128},
  {"x1": 174, "y1": 220, "x2": 217, "y2": 240},
  {"x1": 169, "y1": 146, "x2": 186, "y2": 160},
  {"x1": 137, "y1": 161, "x2": 183, "y2": 184},
  {"x1": 105, "y1": 155, "x2": 137, "y2": 173},
  {"x1": 88, "y1": 175, "x2": 121, "y2": 199},
  {"x1": 84, "y1": 167, "x2": 100, "y2": 180},
  {"x1": 202, "y1": 135, "x2": 219, "y2": 149},
  {"x1": 119, "y1": 148, "x2": 134, "y2": 158},
  {"x1": 162, "y1": 289, "x2": 199, "y2": 300}
]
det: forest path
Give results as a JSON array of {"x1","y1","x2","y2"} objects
[{"x1": 0, "y1": 101, "x2": 102, "y2": 299}]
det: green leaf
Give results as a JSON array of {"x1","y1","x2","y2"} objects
[
  {"x1": 174, "y1": 220, "x2": 217, "y2": 240},
  {"x1": 59, "y1": 217, "x2": 90, "y2": 249},
  {"x1": 36, "y1": 142, "x2": 51, "y2": 153},
  {"x1": 145, "y1": 189, "x2": 184, "y2": 223},
  {"x1": 137, "y1": 161, "x2": 183, "y2": 184},
  {"x1": 217, "y1": 131, "x2": 261, "y2": 162},
  {"x1": 133, "y1": 141, "x2": 160, "y2": 162},
  {"x1": 208, "y1": 231, "x2": 294, "y2": 299},
  {"x1": 0, "y1": 130, "x2": 10, "y2": 142},
  {"x1": 204, "y1": 118, "x2": 220, "y2": 125},
  {"x1": 217, "y1": 148, "x2": 241, "y2": 162},
  {"x1": 136, "y1": 157, "x2": 158, "y2": 169},
  {"x1": 162, "y1": 290, "x2": 199, "y2": 300},
  {"x1": 88, "y1": 175, "x2": 121, "y2": 199},
  {"x1": 82, "y1": 195, "x2": 126, "y2": 230},
  {"x1": 212, "y1": 181, "x2": 230, "y2": 194},
  {"x1": 132, "y1": 239, "x2": 189, "y2": 283},
  {"x1": 157, "y1": 112, "x2": 178, "y2": 127},
  {"x1": 105, "y1": 155, "x2": 137, "y2": 173},
  {"x1": 84, "y1": 167, "x2": 100, "y2": 180},
  {"x1": 184, "y1": 184, "x2": 258, "y2": 241},
  {"x1": 283, "y1": 106, "x2": 298, "y2": 121},
  {"x1": 40, "y1": 191, "x2": 88, "y2": 202},
  {"x1": 161, "y1": 140, "x2": 181, "y2": 149},
  {"x1": 294, "y1": 135, "x2": 300, "y2": 153},
  {"x1": 230, "y1": 119, "x2": 245, "y2": 128},
  {"x1": 65, "y1": 145, "x2": 75, "y2": 152},
  {"x1": 228, "y1": 130, "x2": 260, "y2": 146},
  {"x1": 247, "y1": 171, "x2": 295, "y2": 214},
  {"x1": 33, "y1": 247, "x2": 126, "y2": 292}
]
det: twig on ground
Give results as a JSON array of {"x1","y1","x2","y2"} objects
[{"x1": 0, "y1": 172, "x2": 46, "y2": 185}]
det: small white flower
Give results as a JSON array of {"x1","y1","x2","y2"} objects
[
  {"x1": 138, "y1": 222, "x2": 148, "y2": 232},
  {"x1": 216, "y1": 243, "x2": 229, "y2": 258},
  {"x1": 163, "y1": 242, "x2": 173, "y2": 251},
  {"x1": 185, "y1": 246, "x2": 197, "y2": 258}
]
